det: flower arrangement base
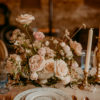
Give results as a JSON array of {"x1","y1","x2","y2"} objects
[{"x1": 78, "y1": 72, "x2": 96, "y2": 92}]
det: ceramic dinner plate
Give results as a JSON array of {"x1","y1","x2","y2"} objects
[{"x1": 14, "y1": 88, "x2": 72, "y2": 100}]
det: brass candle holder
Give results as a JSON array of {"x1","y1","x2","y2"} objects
[
  {"x1": 84, "y1": 71, "x2": 88, "y2": 86},
  {"x1": 78, "y1": 71, "x2": 91, "y2": 91},
  {"x1": 96, "y1": 37, "x2": 100, "y2": 83}
]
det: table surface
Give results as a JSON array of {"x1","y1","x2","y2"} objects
[{"x1": 0, "y1": 85, "x2": 100, "y2": 100}]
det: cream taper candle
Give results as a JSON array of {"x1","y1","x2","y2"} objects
[{"x1": 85, "y1": 28, "x2": 93, "y2": 73}]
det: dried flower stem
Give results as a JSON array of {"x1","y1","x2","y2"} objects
[
  {"x1": 25, "y1": 25, "x2": 34, "y2": 50},
  {"x1": 71, "y1": 24, "x2": 86, "y2": 38}
]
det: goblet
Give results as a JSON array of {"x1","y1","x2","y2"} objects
[{"x1": 0, "y1": 58, "x2": 9, "y2": 94}]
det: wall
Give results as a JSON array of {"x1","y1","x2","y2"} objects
[{"x1": 0, "y1": 0, "x2": 100, "y2": 35}]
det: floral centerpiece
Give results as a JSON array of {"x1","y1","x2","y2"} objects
[{"x1": 6, "y1": 14, "x2": 84, "y2": 86}]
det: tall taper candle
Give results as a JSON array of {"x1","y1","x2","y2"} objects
[{"x1": 85, "y1": 28, "x2": 93, "y2": 73}]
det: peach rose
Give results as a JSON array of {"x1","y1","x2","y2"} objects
[
  {"x1": 16, "y1": 14, "x2": 35, "y2": 25},
  {"x1": 33, "y1": 32, "x2": 45, "y2": 40},
  {"x1": 44, "y1": 59, "x2": 55, "y2": 73},
  {"x1": 54, "y1": 60, "x2": 69, "y2": 77},
  {"x1": 70, "y1": 40, "x2": 82, "y2": 56},
  {"x1": 29, "y1": 55, "x2": 45, "y2": 72}
]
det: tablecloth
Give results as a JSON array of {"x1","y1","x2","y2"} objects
[{"x1": 0, "y1": 85, "x2": 100, "y2": 100}]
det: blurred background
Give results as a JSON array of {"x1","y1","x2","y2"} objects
[{"x1": 0, "y1": 0, "x2": 100, "y2": 50}]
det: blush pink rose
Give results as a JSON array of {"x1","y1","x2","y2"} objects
[{"x1": 33, "y1": 32, "x2": 45, "y2": 40}]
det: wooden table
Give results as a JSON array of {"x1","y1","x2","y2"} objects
[{"x1": 0, "y1": 85, "x2": 100, "y2": 100}]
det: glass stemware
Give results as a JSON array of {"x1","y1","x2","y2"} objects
[
  {"x1": 0, "y1": 58, "x2": 9, "y2": 94},
  {"x1": 81, "y1": 50, "x2": 94, "y2": 70}
]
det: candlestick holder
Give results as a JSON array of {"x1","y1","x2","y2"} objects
[
  {"x1": 78, "y1": 71, "x2": 96, "y2": 92},
  {"x1": 84, "y1": 71, "x2": 88, "y2": 86},
  {"x1": 96, "y1": 63, "x2": 100, "y2": 83},
  {"x1": 96, "y1": 37, "x2": 100, "y2": 83},
  {"x1": 78, "y1": 71, "x2": 89, "y2": 90}
]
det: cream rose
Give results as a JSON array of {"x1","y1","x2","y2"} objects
[
  {"x1": 38, "y1": 47, "x2": 46, "y2": 56},
  {"x1": 89, "y1": 67, "x2": 97, "y2": 76},
  {"x1": 38, "y1": 47, "x2": 55, "y2": 58},
  {"x1": 53, "y1": 40, "x2": 58, "y2": 44},
  {"x1": 16, "y1": 14, "x2": 35, "y2": 25},
  {"x1": 29, "y1": 55, "x2": 45, "y2": 72},
  {"x1": 60, "y1": 42, "x2": 66, "y2": 47},
  {"x1": 30, "y1": 72, "x2": 38, "y2": 80},
  {"x1": 54, "y1": 60, "x2": 69, "y2": 77},
  {"x1": 63, "y1": 45, "x2": 73, "y2": 59},
  {"x1": 26, "y1": 49, "x2": 32, "y2": 54},
  {"x1": 45, "y1": 47, "x2": 55, "y2": 58},
  {"x1": 66, "y1": 51, "x2": 73, "y2": 59},
  {"x1": 60, "y1": 75, "x2": 71, "y2": 85},
  {"x1": 71, "y1": 61, "x2": 78, "y2": 69},
  {"x1": 60, "y1": 50, "x2": 64, "y2": 56},
  {"x1": 45, "y1": 41, "x2": 50, "y2": 46},
  {"x1": 33, "y1": 40, "x2": 42, "y2": 48},
  {"x1": 63, "y1": 45, "x2": 70, "y2": 53}
]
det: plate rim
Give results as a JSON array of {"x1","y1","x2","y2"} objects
[
  {"x1": 25, "y1": 90, "x2": 63, "y2": 100},
  {"x1": 14, "y1": 87, "x2": 72, "y2": 100}
]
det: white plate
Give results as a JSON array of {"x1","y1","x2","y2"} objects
[{"x1": 14, "y1": 88, "x2": 72, "y2": 100}]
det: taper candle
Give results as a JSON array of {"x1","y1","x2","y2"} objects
[{"x1": 85, "y1": 28, "x2": 93, "y2": 73}]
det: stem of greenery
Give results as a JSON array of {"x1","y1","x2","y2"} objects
[{"x1": 25, "y1": 25, "x2": 33, "y2": 43}]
